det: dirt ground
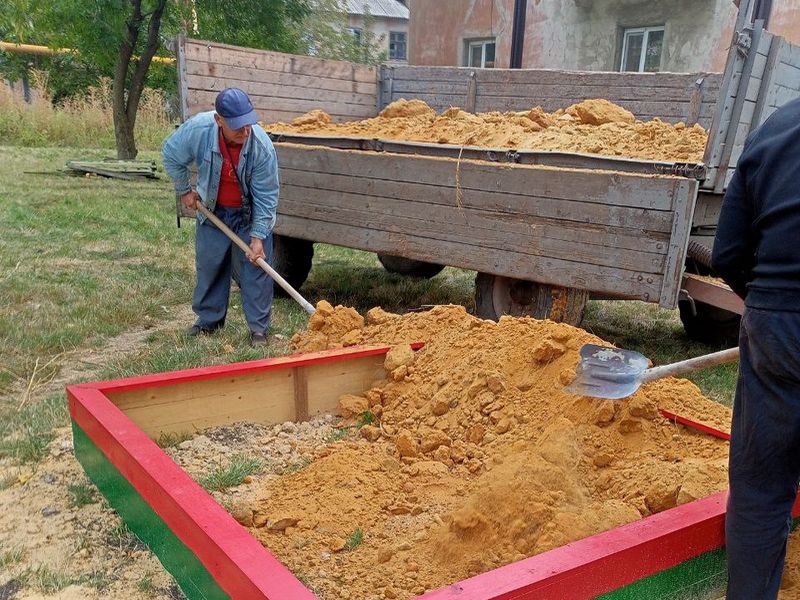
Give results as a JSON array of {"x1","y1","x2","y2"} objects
[
  {"x1": 4, "y1": 302, "x2": 800, "y2": 599},
  {"x1": 266, "y1": 98, "x2": 708, "y2": 163}
]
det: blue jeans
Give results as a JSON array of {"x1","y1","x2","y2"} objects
[
  {"x1": 192, "y1": 205, "x2": 273, "y2": 334},
  {"x1": 726, "y1": 308, "x2": 800, "y2": 599}
]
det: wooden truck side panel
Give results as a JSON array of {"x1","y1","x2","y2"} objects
[{"x1": 275, "y1": 143, "x2": 697, "y2": 307}]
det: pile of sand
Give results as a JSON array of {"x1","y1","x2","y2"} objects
[
  {"x1": 266, "y1": 98, "x2": 708, "y2": 163},
  {"x1": 244, "y1": 303, "x2": 731, "y2": 600}
]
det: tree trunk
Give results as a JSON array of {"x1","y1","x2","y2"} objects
[{"x1": 114, "y1": 111, "x2": 138, "y2": 159}]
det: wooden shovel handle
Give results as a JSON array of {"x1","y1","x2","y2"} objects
[
  {"x1": 195, "y1": 204, "x2": 316, "y2": 315},
  {"x1": 641, "y1": 347, "x2": 740, "y2": 384}
]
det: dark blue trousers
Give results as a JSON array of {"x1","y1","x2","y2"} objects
[
  {"x1": 726, "y1": 308, "x2": 800, "y2": 599},
  {"x1": 192, "y1": 205, "x2": 273, "y2": 334}
]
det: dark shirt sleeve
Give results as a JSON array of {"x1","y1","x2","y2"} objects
[{"x1": 711, "y1": 158, "x2": 756, "y2": 300}]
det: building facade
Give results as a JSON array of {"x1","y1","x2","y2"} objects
[
  {"x1": 408, "y1": 0, "x2": 800, "y2": 73},
  {"x1": 345, "y1": 0, "x2": 410, "y2": 63}
]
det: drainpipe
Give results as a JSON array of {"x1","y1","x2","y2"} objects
[{"x1": 509, "y1": 0, "x2": 527, "y2": 68}]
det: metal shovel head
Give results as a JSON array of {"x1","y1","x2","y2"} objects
[{"x1": 564, "y1": 344, "x2": 651, "y2": 400}]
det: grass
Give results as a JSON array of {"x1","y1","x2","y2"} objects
[
  {"x1": 66, "y1": 482, "x2": 98, "y2": 508},
  {"x1": 283, "y1": 456, "x2": 313, "y2": 475},
  {"x1": 0, "y1": 76, "x2": 173, "y2": 151},
  {"x1": 0, "y1": 547, "x2": 25, "y2": 568},
  {"x1": 0, "y1": 393, "x2": 70, "y2": 464},
  {"x1": 343, "y1": 527, "x2": 364, "y2": 551},
  {"x1": 198, "y1": 454, "x2": 263, "y2": 492},
  {"x1": 104, "y1": 521, "x2": 146, "y2": 554},
  {"x1": 156, "y1": 430, "x2": 194, "y2": 448}
]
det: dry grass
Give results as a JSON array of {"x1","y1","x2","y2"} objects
[{"x1": 0, "y1": 72, "x2": 173, "y2": 150}]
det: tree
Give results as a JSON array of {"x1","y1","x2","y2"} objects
[
  {"x1": 1, "y1": 0, "x2": 311, "y2": 158},
  {"x1": 299, "y1": 0, "x2": 388, "y2": 65}
]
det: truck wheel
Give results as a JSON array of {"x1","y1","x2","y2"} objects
[
  {"x1": 377, "y1": 254, "x2": 445, "y2": 279},
  {"x1": 273, "y1": 235, "x2": 314, "y2": 296},
  {"x1": 474, "y1": 273, "x2": 588, "y2": 325},
  {"x1": 678, "y1": 299, "x2": 740, "y2": 345}
]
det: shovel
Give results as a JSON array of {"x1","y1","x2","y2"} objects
[
  {"x1": 195, "y1": 203, "x2": 316, "y2": 315},
  {"x1": 564, "y1": 344, "x2": 740, "y2": 400}
]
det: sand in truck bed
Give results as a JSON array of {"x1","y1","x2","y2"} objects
[{"x1": 265, "y1": 98, "x2": 708, "y2": 164}]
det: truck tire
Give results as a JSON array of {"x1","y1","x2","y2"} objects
[
  {"x1": 474, "y1": 273, "x2": 588, "y2": 325},
  {"x1": 271, "y1": 234, "x2": 314, "y2": 296},
  {"x1": 678, "y1": 299, "x2": 740, "y2": 346},
  {"x1": 377, "y1": 254, "x2": 445, "y2": 279}
]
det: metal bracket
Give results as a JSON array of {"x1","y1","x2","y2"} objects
[
  {"x1": 678, "y1": 289, "x2": 698, "y2": 317},
  {"x1": 735, "y1": 27, "x2": 753, "y2": 57}
]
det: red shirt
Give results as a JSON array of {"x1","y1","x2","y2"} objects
[{"x1": 217, "y1": 130, "x2": 243, "y2": 208}]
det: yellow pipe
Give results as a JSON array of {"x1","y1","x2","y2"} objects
[{"x1": 0, "y1": 41, "x2": 175, "y2": 64}]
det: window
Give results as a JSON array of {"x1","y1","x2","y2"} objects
[
  {"x1": 620, "y1": 26, "x2": 664, "y2": 73},
  {"x1": 389, "y1": 31, "x2": 407, "y2": 61},
  {"x1": 465, "y1": 38, "x2": 496, "y2": 68},
  {"x1": 348, "y1": 27, "x2": 362, "y2": 45}
]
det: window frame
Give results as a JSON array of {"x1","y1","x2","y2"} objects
[
  {"x1": 620, "y1": 25, "x2": 665, "y2": 73},
  {"x1": 389, "y1": 31, "x2": 407, "y2": 61},
  {"x1": 348, "y1": 27, "x2": 362, "y2": 46},
  {"x1": 464, "y1": 38, "x2": 497, "y2": 69}
]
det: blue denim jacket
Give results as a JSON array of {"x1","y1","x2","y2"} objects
[{"x1": 161, "y1": 111, "x2": 279, "y2": 240}]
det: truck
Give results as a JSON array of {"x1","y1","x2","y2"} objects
[{"x1": 173, "y1": 6, "x2": 800, "y2": 343}]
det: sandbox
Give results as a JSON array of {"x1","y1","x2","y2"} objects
[{"x1": 67, "y1": 306, "x2": 800, "y2": 599}]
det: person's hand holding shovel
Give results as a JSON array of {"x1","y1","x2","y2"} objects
[
  {"x1": 248, "y1": 238, "x2": 265, "y2": 265},
  {"x1": 181, "y1": 190, "x2": 201, "y2": 210}
]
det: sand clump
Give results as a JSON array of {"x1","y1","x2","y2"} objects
[
  {"x1": 267, "y1": 98, "x2": 708, "y2": 163},
  {"x1": 250, "y1": 303, "x2": 732, "y2": 599}
]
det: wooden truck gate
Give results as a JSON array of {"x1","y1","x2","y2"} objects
[{"x1": 174, "y1": 11, "x2": 800, "y2": 336}]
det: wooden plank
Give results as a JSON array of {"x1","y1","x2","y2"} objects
[
  {"x1": 713, "y1": 23, "x2": 764, "y2": 193},
  {"x1": 184, "y1": 39, "x2": 377, "y2": 84},
  {"x1": 293, "y1": 367, "x2": 309, "y2": 422},
  {"x1": 306, "y1": 359, "x2": 386, "y2": 418},
  {"x1": 105, "y1": 347, "x2": 391, "y2": 436},
  {"x1": 279, "y1": 168, "x2": 675, "y2": 245},
  {"x1": 279, "y1": 184, "x2": 667, "y2": 273},
  {"x1": 115, "y1": 370, "x2": 296, "y2": 437},
  {"x1": 682, "y1": 273, "x2": 744, "y2": 315},
  {"x1": 275, "y1": 214, "x2": 664, "y2": 301},
  {"x1": 69, "y1": 386, "x2": 317, "y2": 600},
  {"x1": 186, "y1": 72, "x2": 377, "y2": 107},
  {"x1": 187, "y1": 90, "x2": 374, "y2": 121},
  {"x1": 660, "y1": 179, "x2": 699, "y2": 308},
  {"x1": 466, "y1": 71, "x2": 477, "y2": 113},
  {"x1": 390, "y1": 66, "x2": 719, "y2": 89},
  {"x1": 752, "y1": 35, "x2": 783, "y2": 127},
  {"x1": 278, "y1": 166, "x2": 672, "y2": 234},
  {"x1": 274, "y1": 143, "x2": 681, "y2": 212},
  {"x1": 185, "y1": 60, "x2": 378, "y2": 96}
]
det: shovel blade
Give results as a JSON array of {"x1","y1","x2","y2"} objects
[{"x1": 564, "y1": 344, "x2": 650, "y2": 400}]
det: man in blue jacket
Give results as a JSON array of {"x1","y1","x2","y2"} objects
[
  {"x1": 712, "y1": 97, "x2": 800, "y2": 599},
  {"x1": 162, "y1": 88, "x2": 279, "y2": 347}
]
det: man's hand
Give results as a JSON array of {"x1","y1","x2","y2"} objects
[
  {"x1": 248, "y1": 238, "x2": 265, "y2": 265},
  {"x1": 181, "y1": 190, "x2": 200, "y2": 210}
]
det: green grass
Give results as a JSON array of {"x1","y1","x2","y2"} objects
[
  {"x1": 0, "y1": 393, "x2": 70, "y2": 464},
  {"x1": 0, "y1": 547, "x2": 25, "y2": 568},
  {"x1": 198, "y1": 454, "x2": 263, "y2": 492},
  {"x1": 343, "y1": 527, "x2": 364, "y2": 551},
  {"x1": 67, "y1": 482, "x2": 99, "y2": 508},
  {"x1": 155, "y1": 430, "x2": 194, "y2": 448}
]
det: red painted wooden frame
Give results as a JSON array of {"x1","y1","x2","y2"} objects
[{"x1": 68, "y1": 344, "x2": 797, "y2": 600}]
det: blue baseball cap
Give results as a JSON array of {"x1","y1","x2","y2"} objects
[{"x1": 215, "y1": 88, "x2": 258, "y2": 129}]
